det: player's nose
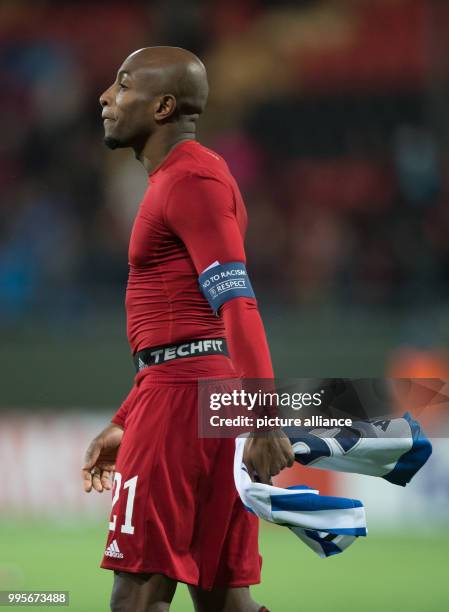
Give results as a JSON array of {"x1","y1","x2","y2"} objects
[{"x1": 99, "y1": 85, "x2": 113, "y2": 108}]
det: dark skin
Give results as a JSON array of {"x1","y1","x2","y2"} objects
[
  {"x1": 83, "y1": 46, "x2": 292, "y2": 612},
  {"x1": 100, "y1": 46, "x2": 208, "y2": 173}
]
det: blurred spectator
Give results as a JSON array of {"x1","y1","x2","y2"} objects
[
  {"x1": 1, "y1": 0, "x2": 448, "y2": 327},
  {"x1": 393, "y1": 125, "x2": 440, "y2": 207}
]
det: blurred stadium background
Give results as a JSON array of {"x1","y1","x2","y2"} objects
[{"x1": 1, "y1": 0, "x2": 449, "y2": 610}]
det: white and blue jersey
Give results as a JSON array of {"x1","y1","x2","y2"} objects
[{"x1": 234, "y1": 413, "x2": 432, "y2": 557}]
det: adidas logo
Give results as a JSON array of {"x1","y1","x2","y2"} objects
[{"x1": 105, "y1": 539, "x2": 124, "y2": 559}]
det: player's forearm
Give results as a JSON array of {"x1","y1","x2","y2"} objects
[
  {"x1": 223, "y1": 298, "x2": 294, "y2": 476},
  {"x1": 221, "y1": 297, "x2": 274, "y2": 379},
  {"x1": 111, "y1": 384, "x2": 139, "y2": 428}
]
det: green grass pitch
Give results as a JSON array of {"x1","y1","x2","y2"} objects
[{"x1": 0, "y1": 520, "x2": 447, "y2": 611}]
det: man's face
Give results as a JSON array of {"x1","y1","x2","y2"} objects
[{"x1": 99, "y1": 58, "x2": 156, "y2": 150}]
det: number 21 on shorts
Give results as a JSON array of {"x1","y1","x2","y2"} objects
[{"x1": 109, "y1": 473, "x2": 138, "y2": 534}]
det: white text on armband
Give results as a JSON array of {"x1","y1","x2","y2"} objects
[{"x1": 198, "y1": 262, "x2": 256, "y2": 313}]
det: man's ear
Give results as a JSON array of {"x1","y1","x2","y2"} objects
[{"x1": 154, "y1": 94, "x2": 177, "y2": 120}]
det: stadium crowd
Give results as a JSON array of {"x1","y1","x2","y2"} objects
[{"x1": 2, "y1": 0, "x2": 449, "y2": 325}]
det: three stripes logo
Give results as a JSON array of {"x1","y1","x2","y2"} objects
[{"x1": 105, "y1": 539, "x2": 124, "y2": 559}]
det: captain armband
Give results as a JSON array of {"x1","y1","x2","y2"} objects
[{"x1": 198, "y1": 261, "x2": 256, "y2": 314}]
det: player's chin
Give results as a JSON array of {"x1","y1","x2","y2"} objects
[{"x1": 103, "y1": 135, "x2": 124, "y2": 150}]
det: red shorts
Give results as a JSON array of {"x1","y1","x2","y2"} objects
[{"x1": 101, "y1": 359, "x2": 261, "y2": 590}]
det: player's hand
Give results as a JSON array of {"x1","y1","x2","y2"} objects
[
  {"x1": 82, "y1": 423, "x2": 124, "y2": 493},
  {"x1": 243, "y1": 429, "x2": 294, "y2": 484}
]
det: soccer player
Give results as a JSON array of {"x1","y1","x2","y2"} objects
[{"x1": 82, "y1": 47, "x2": 294, "y2": 612}]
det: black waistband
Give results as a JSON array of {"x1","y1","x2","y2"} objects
[{"x1": 134, "y1": 337, "x2": 229, "y2": 372}]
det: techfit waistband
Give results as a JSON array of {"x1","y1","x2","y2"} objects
[{"x1": 133, "y1": 337, "x2": 229, "y2": 372}]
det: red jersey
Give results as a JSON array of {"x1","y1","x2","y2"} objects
[
  {"x1": 126, "y1": 140, "x2": 247, "y2": 353},
  {"x1": 112, "y1": 139, "x2": 273, "y2": 427}
]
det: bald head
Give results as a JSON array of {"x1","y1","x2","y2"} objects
[
  {"x1": 100, "y1": 46, "x2": 209, "y2": 151},
  {"x1": 121, "y1": 46, "x2": 209, "y2": 116}
]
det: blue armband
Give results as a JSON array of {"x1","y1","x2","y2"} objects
[{"x1": 198, "y1": 261, "x2": 256, "y2": 313}]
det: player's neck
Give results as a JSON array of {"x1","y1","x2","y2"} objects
[{"x1": 136, "y1": 124, "x2": 196, "y2": 174}]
